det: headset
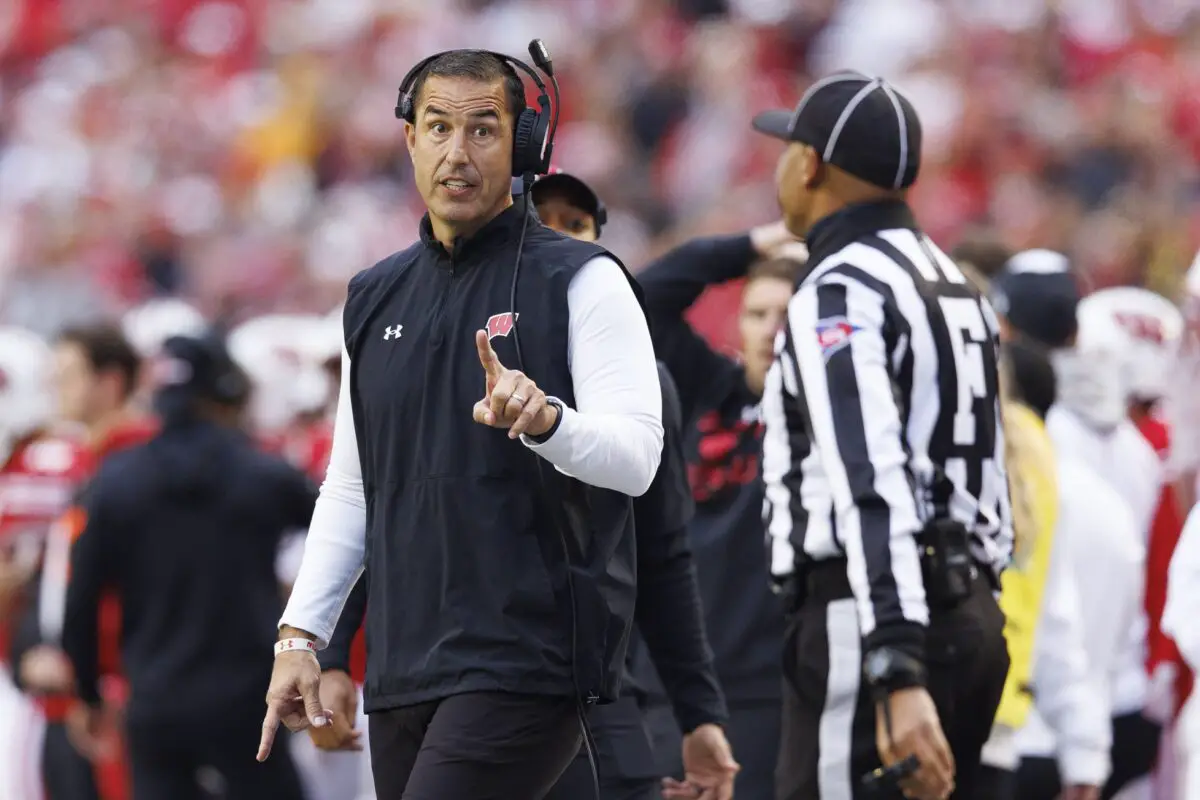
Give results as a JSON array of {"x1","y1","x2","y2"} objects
[
  {"x1": 397, "y1": 41, "x2": 603, "y2": 799},
  {"x1": 395, "y1": 41, "x2": 558, "y2": 178}
]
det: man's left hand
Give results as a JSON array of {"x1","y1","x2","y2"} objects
[
  {"x1": 472, "y1": 330, "x2": 557, "y2": 439},
  {"x1": 661, "y1": 723, "x2": 739, "y2": 800}
]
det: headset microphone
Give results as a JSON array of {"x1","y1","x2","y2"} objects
[{"x1": 527, "y1": 40, "x2": 561, "y2": 171}]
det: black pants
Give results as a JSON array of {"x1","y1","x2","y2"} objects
[
  {"x1": 368, "y1": 691, "x2": 583, "y2": 800},
  {"x1": 1014, "y1": 711, "x2": 1162, "y2": 799},
  {"x1": 125, "y1": 715, "x2": 303, "y2": 800},
  {"x1": 545, "y1": 696, "x2": 659, "y2": 800},
  {"x1": 645, "y1": 698, "x2": 781, "y2": 800},
  {"x1": 776, "y1": 564, "x2": 1009, "y2": 800},
  {"x1": 42, "y1": 720, "x2": 100, "y2": 800}
]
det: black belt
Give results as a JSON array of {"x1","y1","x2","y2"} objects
[{"x1": 797, "y1": 555, "x2": 998, "y2": 608}]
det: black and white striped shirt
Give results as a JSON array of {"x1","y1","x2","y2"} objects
[{"x1": 762, "y1": 200, "x2": 1012, "y2": 642}]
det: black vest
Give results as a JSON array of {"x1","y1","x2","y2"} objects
[{"x1": 343, "y1": 202, "x2": 640, "y2": 709}]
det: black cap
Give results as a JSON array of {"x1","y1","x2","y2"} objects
[
  {"x1": 752, "y1": 71, "x2": 922, "y2": 190},
  {"x1": 152, "y1": 333, "x2": 249, "y2": 413},
  {"x1": 990, "y1": 249, "x2": 1080, "y2": 350},
  {"x1": 528, "y1": 168, "x2": 608, "y2": 233}
]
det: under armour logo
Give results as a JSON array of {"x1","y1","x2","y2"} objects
[{"x1": 383, "y1": 325, "x2": 403, "y2": 341}]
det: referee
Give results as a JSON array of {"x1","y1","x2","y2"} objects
[{"x1": 752, "y1": 71, "x2": 1011, "y2": 800}]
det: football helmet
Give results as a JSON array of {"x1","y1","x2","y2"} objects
[
  {"x1": 0, "y1": 327, "x2": 54, "y2": 467},
  {"x1": 227, "y1": 314, "x2": 332, "y2": 435}
]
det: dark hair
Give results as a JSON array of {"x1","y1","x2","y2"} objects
[
  {"x1": 1004, "y1": 335, "x2": 1057, "y2": 419},
  {"x1": 748, "y1": 257, "x2": 802, "y2": 285},
  {"x1": 409, "y1": 50, "x2": 526, "y2": 125},
  {"x1": 57, "y1": 323, "x2": 140, "y2": 400},
  {"x1": 951, "y1": 232, "x2": 1012, "y2": 280}
]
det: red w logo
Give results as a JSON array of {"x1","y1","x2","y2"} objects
[
  {"x1": 486, "y1": 312, "x2": 520, "y2": 340},
  {"x1": 1114, "y1": 311, "x2": 1165, "y2": 345}
]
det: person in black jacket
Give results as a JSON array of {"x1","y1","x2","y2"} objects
[
  {"x1": 61, "y1": 333, "x2": 314, "y2": 800},
  {"x1": 307, "y1": 172, "x2": 739, "y2": 800},
  {"x1": 635, "y1": 203, "x2": 804, "y2": 799},
  {"x1": 261, "y1": 49, "x2": 663, "y2": 800}
]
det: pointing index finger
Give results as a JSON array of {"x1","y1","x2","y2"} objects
[
  {"x1": 257, "y1": 705, "x2": 280, "y2": 762},
  {"x1": 476, "y1": 330, "x2": 504, "y2": 378}
]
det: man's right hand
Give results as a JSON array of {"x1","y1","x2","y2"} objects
[
  {"x1": 308, "y1": 669, "x2": 362, "y2": 752},
  {"x1": 875, "y1": 686, "x2": 955, "y2": 800},
  {"x1": 258, "y1": 639, "x2": 332, "y2": 762}
]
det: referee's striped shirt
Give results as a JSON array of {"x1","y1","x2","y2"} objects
[{"x1": 761, "y1": 200, "x2": 1013, "y2": 646}]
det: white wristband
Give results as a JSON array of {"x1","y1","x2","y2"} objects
[{"x1": 275, "y1": 637, "x2": 318, "y2": 657}]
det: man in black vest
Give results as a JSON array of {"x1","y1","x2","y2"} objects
[{"x1": 256, "y1": 50, "x2": 664, "y2": 800}]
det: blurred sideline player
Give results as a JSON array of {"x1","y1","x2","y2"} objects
[
  {"x1": 965, "y1": 253, "x2": 1116, "y2": 800},
  {"x1": 1083, "y1": 288, "x2": 1192, "y2": 799},
  {"x1": 10, "y1": 324, "x2": 158, "y2": 800},
  {"x1": 996, "y1": 253, "x2": 1160, "y2": 797},
  {"x1": 1165, "y1": 503, "x2": 1200, "y2": 800},
  {"x1": 120, "y1": 298, "x2": 207, "y2": 412},
  {"x1": 61, "y1": 333, "x2": 310, "y2": 800},
  {"x1": 627, "y1": 181, "x2": 803, "y2": 799},
  {"x1": 228, "y1": 313, "x2": 365, "y2": 800},
  {"x1": 0, "y1": 326, "x2": 95, "y2": 800}
]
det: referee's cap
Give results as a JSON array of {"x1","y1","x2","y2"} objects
[
  {"x1": 990, "y1": 249, "x2": 1081, "y2": 350},
  {"x1": 752, "y1": 71, "x2": 922, "y2": 191}
]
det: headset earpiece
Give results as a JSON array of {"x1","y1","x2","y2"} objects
[{"x1": 512, "y1": 108, "x2": 538, "y2": 176}]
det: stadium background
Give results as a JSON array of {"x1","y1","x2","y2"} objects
[{"x1": 3, "y1": 0, "x2": 1199, "y2": 346}]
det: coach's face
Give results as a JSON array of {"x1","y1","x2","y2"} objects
[
  {"x1": 775, "y1": 143, "x2": 820, "y2": 236},
  {"x1": 406, "y1": 75, "x2": 513, "y2": 237}
]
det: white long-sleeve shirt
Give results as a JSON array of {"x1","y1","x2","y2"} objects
[
  {"x1": 1046, "y1": 405, "x2": 1160, "y2": 714},
  {"x1": 1165, "y1": 504, "x2": 1200, "y2": 671},
  {"x1": 280, "y1": 255, "x2": 663, "y2": 646},
  {"x1": 1017, "y1": 456, "x2": 1144, "y2": 784}
]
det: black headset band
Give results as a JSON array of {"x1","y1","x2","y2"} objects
[{"x1": 397, "y1": 49, "x2": 548, "y2": 118}]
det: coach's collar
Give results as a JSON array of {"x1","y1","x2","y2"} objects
[
  {"x1": 418, "y1": 198, "x2": 532, "y2": 264},
  {"x1": 803, "y1": 199, "x2": 919, "y2": 270}
]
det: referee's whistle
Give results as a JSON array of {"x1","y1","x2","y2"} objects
[{"x1": 860, "y1": 754, "x2": 920, "y2": 792}]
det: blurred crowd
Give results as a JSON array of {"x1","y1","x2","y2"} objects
[
  {"x1": 4, "y1": 0, "x2": 1200, "y2": 342},
  {"x1": 8, "y1": 0, "x2": 1200, "y2": 799}
]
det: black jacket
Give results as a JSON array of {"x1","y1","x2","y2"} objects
[
  {"x1": 342, "y1": 202, "x2": 642, "y2": 709},
  {"x1": 322, "y1": 363, "x2": 728, "y2": 734},
  {"x1": 61, "y1": 420, "x2": 316, "y2": 725},
  {"x1": 637, "y1": 234, "x2": 787, "y2": 705}
]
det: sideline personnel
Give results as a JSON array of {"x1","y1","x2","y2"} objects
[
  {"x1": 753, "y1": 71, "x2": 1011, "y2": 800},
  {"x1": 308, "y1": 172, "x2": 736, "y2": 800},
  {"x1": 61, "y1": 334, "x2": 312, "y2": 799},
  {"x1": 261, "y1": 48, "x2": 663, "y2": 800},
  {"x1": 635, "y1": 203, "x2": 802, "y2": 800}
]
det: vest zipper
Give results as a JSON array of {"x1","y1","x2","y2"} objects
[{"x1": 430, "y1": 257, "x2": 457, "y2": 347}]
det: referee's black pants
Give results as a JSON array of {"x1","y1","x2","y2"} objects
[
  {"x1": 776, "y1": 561, "x2": 1009, "y2": 800},
  {"x1": 368, "y1": 691, "x2": 583, "y2": 800}
]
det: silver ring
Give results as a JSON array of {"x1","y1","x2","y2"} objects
[{"x1": 510, "y1": 394, "x2": 526, "y2": 404}]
